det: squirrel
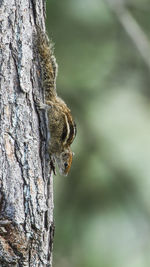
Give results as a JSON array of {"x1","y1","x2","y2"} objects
[{"x1": 36, "y1": 27, "x2": 76, "y2": 176}]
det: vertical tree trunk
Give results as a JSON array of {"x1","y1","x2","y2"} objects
[{"x1": 0, "y1": 0, "x2": 54, "y2": 266}]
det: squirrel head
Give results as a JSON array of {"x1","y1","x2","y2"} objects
[{"x1": 55, "y1": 148, "x2": 74, "y2": 176}]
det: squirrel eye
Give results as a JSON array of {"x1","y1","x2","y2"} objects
[{"x1": 64, "y1": 162, "x2": 68, "y2": 169}]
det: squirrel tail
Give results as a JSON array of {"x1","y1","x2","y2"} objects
[{"x1": 36, "y1": 26, "x2": 57, "y2": 100}]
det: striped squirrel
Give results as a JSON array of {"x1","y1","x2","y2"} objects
[{"x1": 36, "y1": 27, "x2": 76, "y2": 176}]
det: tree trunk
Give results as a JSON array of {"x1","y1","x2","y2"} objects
[{"x1": 0, "y1": 0, "x2": 54, "y2": 266}]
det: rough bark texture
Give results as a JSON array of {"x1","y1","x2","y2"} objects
[{"x1": 0, "y1": 0, "x2": 54, "y2": 266}]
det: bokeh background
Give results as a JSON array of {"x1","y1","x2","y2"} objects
[{"x1": 46, "y1": 1, "x2": 150, "y2": 267}]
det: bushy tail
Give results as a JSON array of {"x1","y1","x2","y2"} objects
[{"x1": 36, "y1": 26, "x2": 57, "y2": 100}]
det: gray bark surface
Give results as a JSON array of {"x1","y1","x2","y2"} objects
[{"x1": 0, "y1": 0, "x2": 54, "y2": 266}]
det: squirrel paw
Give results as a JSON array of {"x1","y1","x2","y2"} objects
[{"x1": 35, "y1": 99, "x2": 50, "y2": 110}]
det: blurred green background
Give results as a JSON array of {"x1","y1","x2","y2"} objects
[{"x1": 46, "y1": 1, "x2": 150, "y2": 267}]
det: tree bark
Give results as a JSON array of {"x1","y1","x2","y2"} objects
[{"x1": 0, "y1": 0, "x2": 54, "y2": 266}]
